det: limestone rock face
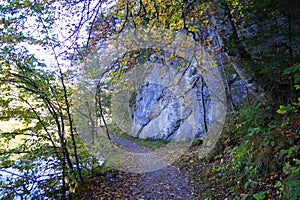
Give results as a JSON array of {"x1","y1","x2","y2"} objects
[
  {"x1": 105, "y1": 11, "x2": 252, "y2": 141},
  {"x1": 127, "y1": 52, "x2": 249, "y2": 141},
  {"x1": 128, "y1": 58, "x2": 212, "y2": 141},
  {"x1": 107, "y1": 51, "x2": 247, "y2": 142}
]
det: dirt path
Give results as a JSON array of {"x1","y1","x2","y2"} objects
[
  {"x1": 77, "y1": 136, "x2": 198, "y2": 199},
  {"x1": 112, "y1": 135, "x2": 196, "y2": 199}
]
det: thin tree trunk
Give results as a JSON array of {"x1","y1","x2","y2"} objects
[
  {"x1": 96, "y1": 83, "x2": 111, "y2": 140},
  {"x1": 60, "y1": 73, "x2": 84, "y2": 184},
  {"x1": 200, "y1": 76, "x2": 208, "y2": 133}
]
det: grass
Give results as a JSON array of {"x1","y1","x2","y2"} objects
[{"x1": 111, "y1": 132, "x2": 171, "y2": 150}]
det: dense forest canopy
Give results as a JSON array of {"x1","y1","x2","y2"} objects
[{"x1": 0, "y1": 0, "x2": 299, "y2": 199}]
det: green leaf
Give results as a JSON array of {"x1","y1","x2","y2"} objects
[
  {"x1": 294, "y1": 74, "x2": 300, "y2": 83},
  {"x1": 275, "y1": 181, "x2": 282, "y2": 188},
  {"x1": 253, "y1": 191, "x2": 266, "y2": 200},
  {"x1": 277, "y1": 105, "x2": 292, "y2": 114},
  {"x1": 284, "y1": 64, "x2": 300, "y2": 75},
  {"x1": 277, "y1": 109, "x2": 287, "y2": 114},
  {"x1": 271, "y1": 141, "x2": 275, "y2": 146}
]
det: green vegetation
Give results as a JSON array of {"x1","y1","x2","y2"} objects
[
  {"x1": 177, "y1": 100, "x2": 299, "y2": 199},
  {"x1": 234, "y1": 102, "x2": 299, "y2": 199},
  {"x1": 112, "y1": 131, "x2": 171, "y2": 150},
  {"x1": 178, "y1": 67, "x2": 300, "y2": 198}
]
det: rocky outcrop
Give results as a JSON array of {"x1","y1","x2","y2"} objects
[
  {"x1": 129, "y1": 57, "x2": 210, "y2": 141},
  {"x1": 106, "y1": 40, "x2": 247, "y2": 142},
  {"x1": 127, "y1": 53, "x2": 248, "y2": 141}
]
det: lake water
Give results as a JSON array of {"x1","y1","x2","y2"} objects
[
  {"x1": 0, "y1": 156, "x2": 105, "y2": 199},
  {"x1": 0, "y1": 157, "x2": 61, "y2": 200}
]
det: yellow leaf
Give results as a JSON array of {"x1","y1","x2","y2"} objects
[
  {"x1": 188, "y1": 25, "x2": 198, "y2": 33},
  {"x1": 277, "y1": 107, "x2": 287, "y2": 114}
]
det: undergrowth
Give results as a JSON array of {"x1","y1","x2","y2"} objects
[{"x1": 182, "y1": 100, "x2": 300, "y2": 199}]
